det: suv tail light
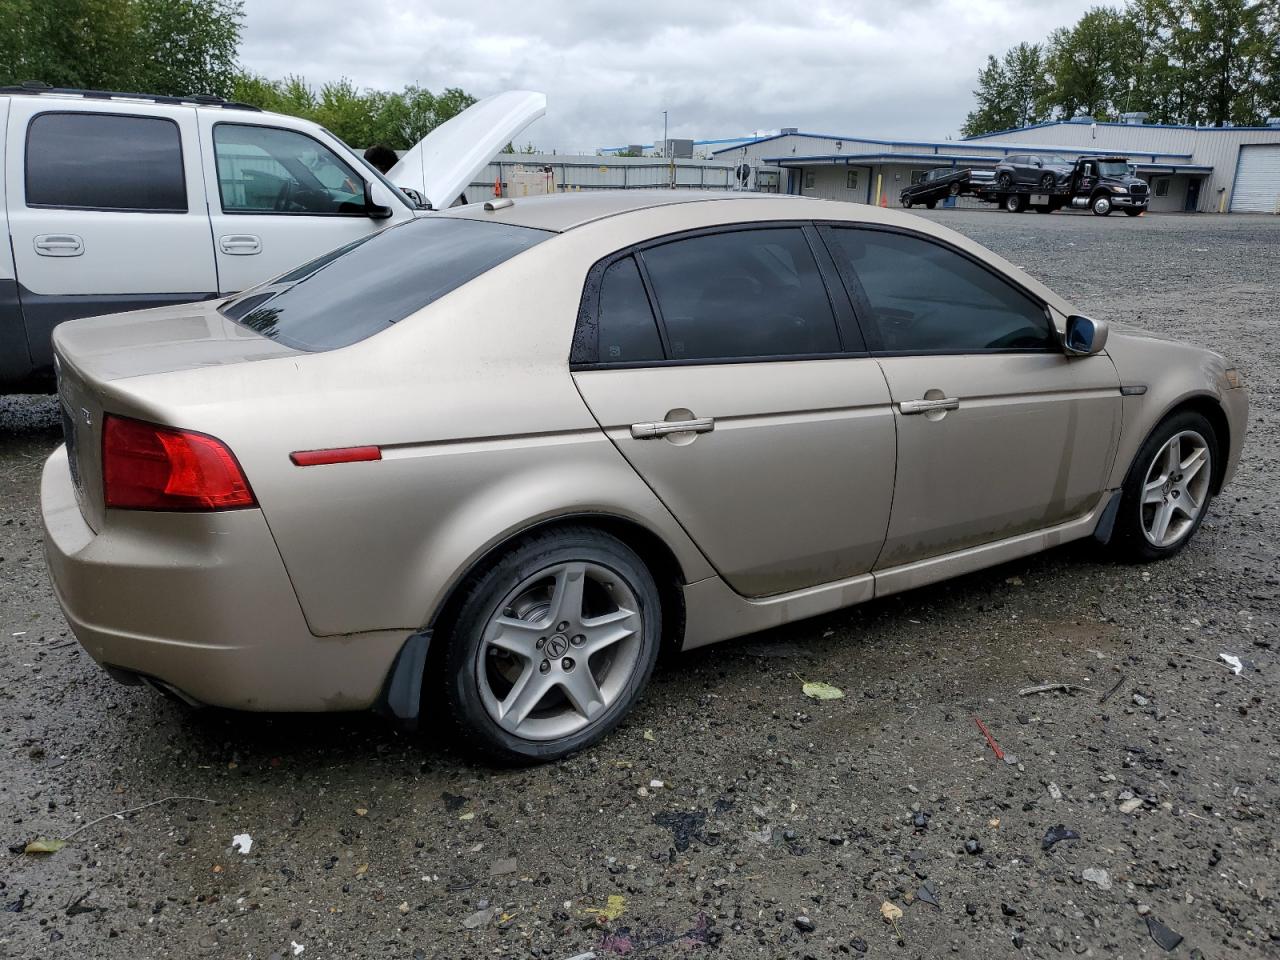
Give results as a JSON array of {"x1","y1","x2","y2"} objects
[{"x1": 103, "y1": 415, "x2": 256, "y2": 511}]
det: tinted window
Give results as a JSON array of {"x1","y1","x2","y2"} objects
[
  {"x1": 214, "y1": 124, "x2": 367, "y2": 215},
  {"x1": 597, "y1": 257, "x2": 664, "y2": 362},
  {"x1": 825, "y1": 228, "x2": 1054, "y2": 353},
  {"x1": 26, "y1": 113, "x2": 186, "y2": 211},
  {"x1": 220, "y1": 218, "x2": 550, "y2": 351},
  {"x1": 641, "y1": 228, "x2": 840, "y2": 360}
]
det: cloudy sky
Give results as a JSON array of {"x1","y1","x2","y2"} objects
[{"x1": 240, "y1": 1, "x2": 1097, "y2": 153}]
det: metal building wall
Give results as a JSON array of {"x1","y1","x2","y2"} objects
[{"x1": 468, "y1": 153, "x2": 745, "y2": 195}]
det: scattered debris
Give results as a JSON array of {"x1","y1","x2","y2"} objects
[
  {"x1": 4, "y1": 890, "x2": 29, "y2": 913},
  {"x1": 974, "y1": 716, "x2": 1018, "y2": 764},
  {"x1": 652, "y1": 809, "x2": 708, "y2": 852},
  {"x1": 489, "y1": 856, "x2": 517, "y2": 877},
  {"x1": 581, "y1": 894, "x2": 627, "y2": 923},
  {"x1": 462, "y1": 908, "x2": 492, "y2": 929},
  {"x1": 232, "y1": 833, "x2": 253, "y2": 855},
  {"x1": 61, "y1": 795, "x2": 219, "y2": 843},
  {"x1": 1132, "y1": 693, "x2": 1150, "y2": 707},
  {"x1": 1146, "y1": 917, "x2": 1183, "y2": 951},
  {"x1": 916, "y1": 880, "x2": 941, "y2": 909},
  {"x1": 440, "y1": 791, "x2": 467, "y2": 812},
  {"x1": 1118, "y1": 797, "x2": 1143, "y2": 814},
  {"x1": 964, "y1": 838, "x2": 984, "y2": 855},
  {"x1": 880, "y1": 901, "x2": 905, "y2": 944},
  {"x1": 1041, "y1": 825, "x2": 1080, "y2": 851},
  {"x1": 801, "y1": 680, "x2": 844, "y2": 701},
  {"x1": 291, "y1": 942, "x2": 305, "y2": 956},
  {"x1": 1047, "y1": 782, "x2": 1063, "y2": 801},
  {"x1": 1081, "y1": 867, "x2": 1112, "y2": 891},
  {"x1": 1018, "y1": 682, "x2": 1092, "y2": 696},
  {"x1": 23, "y1": 837, "x2": 66, "y2": 855},
  {"x1": 794, "y1": 915, "x2": 815, "y2": 932},
  {"x1": 643, "y1": 729, "x2": 656, "y2": 742},
  {"x1": 1100, "y1": 674, "x2": 1127, "y2": 704},
  {"x1": 1219, "y1": 653, "x2": 1243, "y2": 675}
]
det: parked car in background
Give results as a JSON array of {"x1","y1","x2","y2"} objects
[
  {"x1": 42, "y1": 191, "x2": 1247, "y2": 762},
  {"x1": 994, "y1": 153, "x2": 1076, "y2": 191},
  {"x1": 0, "y1": 85, "x2": 545, "y2": 393}
]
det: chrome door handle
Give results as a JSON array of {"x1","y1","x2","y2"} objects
[
  {"x1": 899, "y1": 397, "x2": 959, "y2": 415},
  {"x1": 630, "y1": 417, "x2": 714, "y2": 439},
  {"x1": 219, "y1": 234, "x2": 262, "y2": 255},
  {"x1": 34, "y1": 234, "x2": 84, "y2": 257}
]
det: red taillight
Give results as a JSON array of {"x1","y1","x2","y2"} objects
[{"x1": 102, "y1": 415, "x2": 256, "y2": 511}]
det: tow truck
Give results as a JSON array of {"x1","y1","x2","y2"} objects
[{"x1": 971, "y1": 155, "x2": 1150, "y2": 216}]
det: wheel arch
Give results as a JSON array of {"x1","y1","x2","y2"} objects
[
  {"x1": 1119, "y1": 391, "x2": 1231, "y2": 496},
  {"x1": 426, "y1": 512, "x2": 690, "y2": 659}
]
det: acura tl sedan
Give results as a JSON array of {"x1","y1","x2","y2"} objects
[{"x1": 41, "y1": 192, "x2": 1247, "y2": 763}]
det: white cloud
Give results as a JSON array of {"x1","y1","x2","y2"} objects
[{"x1": 239, "y1": 0, "x2": 1098, "y2": 152}]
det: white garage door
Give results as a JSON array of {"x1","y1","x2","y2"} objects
[{"x1": 1230, "y1": 144, "x2": 1280, "y2": 213}]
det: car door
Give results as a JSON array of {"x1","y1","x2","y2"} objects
[
  {"x1": 4, "y1": 101, "x2": 217, "y2": 373},
  {"x1": 198, "y1": 114, "x2": 408, "y2": 293},
  {"x1": 818, "y1": 225, "x2": 1121, "y2": 570},
  {"x1": 571, "y1": 224, "x2": 897, "y2": 598}
]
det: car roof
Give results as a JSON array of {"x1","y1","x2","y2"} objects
[{"x1": 438, "y1": 190, "x2": 799, "y2": 233}]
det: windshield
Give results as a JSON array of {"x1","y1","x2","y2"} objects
[
  {"x1": 1097, "y1": 161, "x2": 1133, "y2": 177},
  {"x1": 220, "y1": 217, "x2": 552, "y2": 351},
  {"x1": 1046, "y1": 155, "x2": 1072, "y2": 165}
]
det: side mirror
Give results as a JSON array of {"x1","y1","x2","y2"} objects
[
  {"x1": 363, "y1": 181, "x2": 393, "y2": 220},
  {"x1": 1064, "y1": 314, "x2": 1109, "y2": 356}
]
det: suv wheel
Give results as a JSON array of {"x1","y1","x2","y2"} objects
[
  {"x1": 439, "y1": 527, "x2": 662, "y2": 763},
  {"x1": 1112, "y1": 411, "x2": 1217, "y2": 562},
  {"x1": 1092, "y1": 194, "x2": 1112, "y2": 216},
  {"x1": 1039, "y1": 173, "x2": 1056, "y2": 191},
  {"x1": 996, "y1": 172, "x2": 1013, "y2": 189}
]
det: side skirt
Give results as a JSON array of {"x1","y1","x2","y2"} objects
[{"x1": 682, "y1": 497, "x2": 1110, "y2": 650}]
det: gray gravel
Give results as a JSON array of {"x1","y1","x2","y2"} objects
[{"x1": 1, "y1": 210, "x2": 1277, "y2": 959}]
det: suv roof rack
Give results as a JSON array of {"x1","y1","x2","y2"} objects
[{"x1": 0, "y1": 83, "x2": 262, "y2": 112}]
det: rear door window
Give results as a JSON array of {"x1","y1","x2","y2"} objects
[
  {"x1": 220, "y1": 217, "x2": 550, "y2": 350},
  {"x1": 822, "y1": 227, "x2": 1054, "y2": 353},
  {"x1": 26, "y1": 112, "x2": 187, "y2": 212},
  {"x1": 596, "y1": 257, "x2": 665, "y2": 363},
  {"x1": 639, "y1": 227, "x2": 841, "y2": 361}
]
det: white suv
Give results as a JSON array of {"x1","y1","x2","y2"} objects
[{"x1": 0, "y1": 85, "x2": 544, "y2": 393}]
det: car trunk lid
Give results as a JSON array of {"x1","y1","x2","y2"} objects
[{"x1": 52, "y1": 300, "x2": 298, "y2": 532}]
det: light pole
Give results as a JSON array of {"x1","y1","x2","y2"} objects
[{"x1": 662, "y1": 110, "x2": 673, "y2": 189}]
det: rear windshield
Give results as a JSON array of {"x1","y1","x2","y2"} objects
[{"x1": 219, "y1": 217, "x2": 551, "y2": 350}]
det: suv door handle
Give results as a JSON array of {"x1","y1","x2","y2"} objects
[
  {"x1": 34, "y1": 234, "x2": 83, "y2": 257},
  {"x1": 630, "y1": 417, "x2": 715, "y2": 439},
  {"x1": 219, "y1": 234, "x2": 262, "y2": 255},
  {"x1": 899, "y1": 397, "x2": 959, "y2": 415}
]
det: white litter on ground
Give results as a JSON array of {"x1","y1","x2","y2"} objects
[
  {"x1": 1219, "y1": 653, "x2": 1244, "y2": 675},
  {"x1": 231, "y1": 833, "x2": 253, "y2": 855}
]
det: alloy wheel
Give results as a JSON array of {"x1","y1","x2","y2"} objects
[
  {"x1": 1141, "y1": 430, "x2": 1212, "y2": 548},
  {"x1": 476, "y1": 561, "x2": 643, "y2": 741}
]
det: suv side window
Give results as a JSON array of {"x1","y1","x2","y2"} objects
[
  {"x1": 640, "y1": 227, "x2": 841, "y2": 361},
  {"x1": 597, "y1": 257, "x2": 665, "y2": 363},
  {"x1": 214, "y1": 124, "x2": 366, "y2": 215},
  {"x1": 822, "y1": 227, "x2": 1055, "y2": 353},
  {"x1": 26, "y1": 112, "x2": 187, "y2": 212}
]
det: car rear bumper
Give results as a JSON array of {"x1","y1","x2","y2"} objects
[{"x1": 41, "y1": 445, "x2": 406, "y2": 712}]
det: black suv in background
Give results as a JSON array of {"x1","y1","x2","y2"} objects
[{"x1": 993, "y1": 154, "x2": 1076, "y2": 191}]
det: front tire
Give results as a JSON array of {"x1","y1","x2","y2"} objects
[
  {"x1": 439, "y1": 527, "x2": 662, "y2": 763},
  {"x1": 1092, "y1": 194, "x2": 1112, "y2": 216},
  {"x1": 1112, "y1": 412, "x2": 1217, "y2": 562}
]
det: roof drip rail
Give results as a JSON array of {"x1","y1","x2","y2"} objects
[{"x1": 0, "y1": 84, "x2": 263, "y2": 112}]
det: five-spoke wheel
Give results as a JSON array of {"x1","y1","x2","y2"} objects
[{"x1": 439, "y1": 527, "x2": 661, "y2": 763}]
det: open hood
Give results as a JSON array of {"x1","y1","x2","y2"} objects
[{"x1": 388, "y1": 90, "x2": 546, "y2": 210}]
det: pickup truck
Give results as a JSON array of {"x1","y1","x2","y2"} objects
[
  {"x1": 898, "y1": 167, "x2": 994, "y2": 208},
  {"x1": 0, "y1": 85, "x2": 544, "y2": 393},
  {"x1": 974, "y1": 155, "x2": 1150, "y2": 216}
]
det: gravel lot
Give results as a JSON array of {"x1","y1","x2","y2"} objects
[{"x1": 1, "y1": 209, "x2": 1277, "y2": 960}]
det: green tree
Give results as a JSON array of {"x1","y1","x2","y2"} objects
[
  {"x1": 1045, "y1": 7, "x2": 1126, "y2": 119},
  {"x1": 132, "y1": 0, "x2": 243, "y2": 97},
  {"x1": 961, "y1": 43, "x2": 1050, "y2": 136},
  {"x1": 0, "y1": 0, "x2": 138, "y2": 89},
  {"x1": 962, "y1": 55, "x2": 1016, "y2": 137}
]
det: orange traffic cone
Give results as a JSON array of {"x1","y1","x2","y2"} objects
[
  {"x1": 879, "y1": 194, "x2": 888, "y2": 208},
  {"x1": 493, "y1": 175, "x2": 502, "y2": 198}
]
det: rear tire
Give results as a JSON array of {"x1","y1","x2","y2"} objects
[
  {"x1": 1003, "y1": 194, "x2": 1025, "y2": 213},
  {"x1": 926, "y1": 200, "x2": 937, "y2": 209},
  {"x1": 1111, "y1": 411, "x2": 1218, "y2": 563},
  {"x1": 438, "y1": 527, "x2": 662, "y2": 763},
  {"x1": 948, "y1": 182, "x2": 961, "y2": 196},
  {"x1": 1039, "y1": 173, "x2": 1056, "y2": 191},
  {"x1": 1124, "y1": 208, "x2": 1142, "y2": 217}
]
